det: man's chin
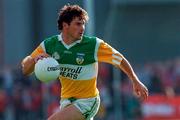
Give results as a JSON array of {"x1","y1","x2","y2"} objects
[{"x1": 77, "y1": 36, "x2": 83, "y2": 40}]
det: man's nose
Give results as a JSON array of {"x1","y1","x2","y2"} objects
[{"x1": 81, "y1": 25, "x2": 85, "y2": 32}]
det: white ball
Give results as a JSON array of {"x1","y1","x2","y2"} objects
[{"x1": 34, "y1": 57, "x2": 60, "y2": 82}]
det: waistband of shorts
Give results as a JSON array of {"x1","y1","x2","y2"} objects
[{"x1": 61, "y1": 95, "x2": 100, "y2": 101}]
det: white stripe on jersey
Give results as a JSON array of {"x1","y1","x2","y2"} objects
[
  {"x1": 112, "y1": 59, "x2": 120, "y2": 65},
  {"x1": 94, "y1": 38, "x2": 103, "y2": 61},
  {"x1": 40, "y1": 41, "x2": 46, "y2": 53},
  {"x1": 112, "y1": 54, "x2": 123, "y2": 61}
]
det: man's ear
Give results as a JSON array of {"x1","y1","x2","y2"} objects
[{"x1": 62, "y1": 22, "x2": 69, "y2": 29}]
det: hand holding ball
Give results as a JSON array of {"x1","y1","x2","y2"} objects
[{"x1": 34, "y1": 57, "x2": 60, "y2": 82}]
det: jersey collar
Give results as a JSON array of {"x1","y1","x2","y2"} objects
[{"x1": 58, "y1": 34, "x2": 81, "y2": 49}]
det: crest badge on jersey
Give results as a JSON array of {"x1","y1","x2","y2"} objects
[
  {"x1": 76, "y1": 53, "x2": 85, "y2": 64},
  {"x1": 52, "y1": 52, "x2": 60, "y2": 60}
]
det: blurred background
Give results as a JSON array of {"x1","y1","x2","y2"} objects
[{"x1": 0, "y1": 0, "x2": 180, "y2": 120}]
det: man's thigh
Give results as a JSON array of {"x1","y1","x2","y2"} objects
[{"x1": 48, "y1": 104, "x2": 85, "y2": 120}]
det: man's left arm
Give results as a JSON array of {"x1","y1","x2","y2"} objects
[
  {"x1": 97, "y1": 39, "x2": 148, "y2": 101},
  {"x1": 119, "y1": 57, "x2": 148, "y2": 101}
]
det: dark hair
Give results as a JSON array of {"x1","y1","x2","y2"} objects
[{"x1": 57, "y1": 4, "x2": 89, "y2": 31}]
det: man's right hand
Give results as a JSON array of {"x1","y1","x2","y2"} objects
[
  {"x1": 21, "y1": 53, "x2": 50, "y2": 75},
  {"x1": 34, "y1": 53, "x2": 50, "y2": 63}
]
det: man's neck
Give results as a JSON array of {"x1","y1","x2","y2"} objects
[{"x1": 61, "y1": 33, "x2": 75, "y2": 45}]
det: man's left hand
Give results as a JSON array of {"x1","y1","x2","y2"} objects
[{"x1": 132, "y1": 80, "x2": 148, "y2": 101}]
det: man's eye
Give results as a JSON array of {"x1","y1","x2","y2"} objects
[{"x1": 77, "y1": 23, "x2": 82, "y2": 26}]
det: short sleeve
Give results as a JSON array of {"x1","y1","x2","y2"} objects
[
  {"x1": 30, "y1": 42, "x2": 46, "y2": 58},
  {"x1": 97, "y1": 39, "x2": 124, "y2": 66}
]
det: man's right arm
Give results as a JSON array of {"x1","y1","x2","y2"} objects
[
  {"x1": 21, "y1": 53, "x2": 50, "y2": 76},
  {"x1": 21, "y1": 56, "x2": 35, "y2": 76},
  {"x1": 21, "y1": 42, "x2": 48, "y2": 76}
]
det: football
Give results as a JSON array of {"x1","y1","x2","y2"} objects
[{"x1": 34, "y1": 57, "x2": 60, "y2": 82}]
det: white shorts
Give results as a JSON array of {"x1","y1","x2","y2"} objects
[{"x1": 60, "y1": 96, "x2": 100, "y2": 120}]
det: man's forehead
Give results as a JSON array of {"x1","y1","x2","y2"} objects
[{"x1": 72, "y1": 17, "x2": 85, "y2": 23}]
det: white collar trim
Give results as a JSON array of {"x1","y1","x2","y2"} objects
[{"x1": 58, "y1": 34, "x2": 81, "y2": 49}]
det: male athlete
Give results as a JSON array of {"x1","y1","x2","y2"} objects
[{"x1": 21, "y1": 4, "x2": 148, "y2": 120}]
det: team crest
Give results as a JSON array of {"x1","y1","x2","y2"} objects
[
  {"x1": 52, "y1": 52, "x2": 60, "y2": 60},
  {"x1": 76, "y1": 53, "x2": 85, "y2": 64}
]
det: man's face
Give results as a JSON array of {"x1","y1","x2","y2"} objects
[{"x1": 65, "y1": 17, "x2": 85, "y2": 40}]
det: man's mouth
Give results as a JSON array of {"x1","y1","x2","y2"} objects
[{"x1": 79, "y1": 33, "x2": 83, "y2": 36}]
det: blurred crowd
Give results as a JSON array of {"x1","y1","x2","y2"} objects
[{"x1": 0, "y1": 57, "x2": 180, "y2": 120}]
